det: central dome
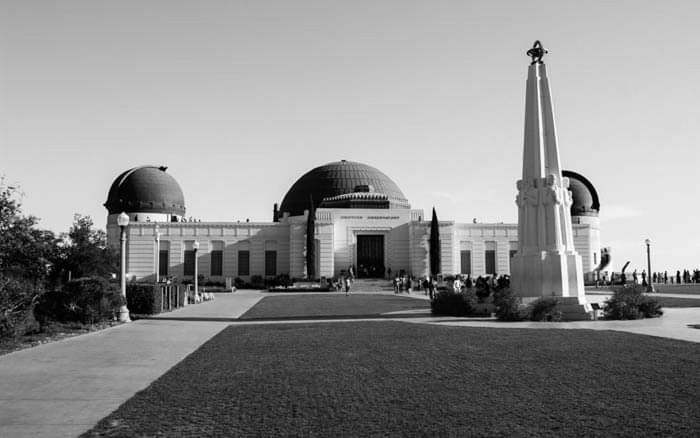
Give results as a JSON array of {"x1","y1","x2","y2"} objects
[{"x1": 279, "y1": 160, "x2": 410, "y2": 216}]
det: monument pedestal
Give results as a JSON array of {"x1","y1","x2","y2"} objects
[
  {"x1": 520, "y1": 296, "x2": 593, "y2": 321},
  {"x1": 512, "y1": 250, "x2": 593, "y2": 321}
]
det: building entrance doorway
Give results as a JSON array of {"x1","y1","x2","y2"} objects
[{"x1": 356, "y1": 235, "x2": 385, "y2": 278}]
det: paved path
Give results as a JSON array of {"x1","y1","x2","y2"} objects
[
  {"x1": 0, "y1": 290, "x2": 698, "y2": 437},
  {"x1": 0, "y1": 292, "x2": 263, "y2": 438}
]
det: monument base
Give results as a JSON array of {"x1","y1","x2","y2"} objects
[
  {"x1": 521, "y1": 296, "x2": 594, "y2": 321},
  {"x1": 511, "y1": 250, "x2": 586, "y2": 301}
]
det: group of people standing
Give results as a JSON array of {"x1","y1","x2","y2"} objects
[
  {"x1": 601, "y1": 268, "x2": 700, "y2": 286},
  {"x1": 391, "y1": 273, "x2": 511, "y2": 300},
  {"x1": 647, "y1": 269, "x2": 700, "y2": 285},
  {"x1": 329, "y1": 266, "x2": 355, "y2": 295}
]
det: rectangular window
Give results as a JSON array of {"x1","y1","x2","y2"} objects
[
  {"x1": 238, "y1": 250, "x2": 250, "y2": 276},
  {"x1": 485, "y1": 250, "x2": 496, "y2": 275},
  {"x1": 159, "y1": 250, "x2": 169, "y2": 276},
  {"x1": 594, "y1": 252, "x2": 598, "y2": 265},
  {"x1": 184, "y1": 250, "x2": 195, "y2": 276},
  {"x1": 210, "y1": 250, "x2": 223, "y2": 276},
  {"x1": 460, "y1": 250, "x2": 471, "y2": 275},
  {"x1": 265, "y1": 251, "x2": 277, "y2": 276},
  {"x1": 510, "y1": 250, "x2": 517, "y2": 260}
]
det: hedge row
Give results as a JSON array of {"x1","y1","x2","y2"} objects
[
  {"x1": 432, "y1": 286, "x2": 663, "y2": 321},
  {"x1": 35, "y1": 277, "x2": 123, "y2": 325},
  {"x1": 126, "y1": 283, "x2": 186, "y2": 315}
]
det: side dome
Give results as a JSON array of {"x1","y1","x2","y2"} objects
[
  {"x1": 563, "y1": 170, "x2": 599, "y2": 217},
  {"x1": 104, "y1": 165, "x2": 186, "y2": 215},
  {"x1": 279, "y1": 160, "x2": 410, "y2": 216}
]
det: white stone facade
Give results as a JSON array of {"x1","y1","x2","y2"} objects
[{"x1": 108, "y1": 208, "x2": 600, "y2": 282}]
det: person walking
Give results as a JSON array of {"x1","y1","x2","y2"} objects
[{"x1": 344, "y1": 275, "x2": 351, "y2": 296}]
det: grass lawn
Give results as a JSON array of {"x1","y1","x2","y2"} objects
[
  {"x1": 655, "y1": 296, "x2": 700, "y2": 308},
  {"x1": 654, "y1": 284, "x2": 700, "y2": 295},
  {"x1": 240, "y1": 294, "x2": 429, "y2": 320},
  {"x1": 84, "y1": 322, "x2": 699, "y2": 437}
]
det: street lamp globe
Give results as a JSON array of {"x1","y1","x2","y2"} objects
[
  {"x1": 117, "y1": 212, "x2": 130, "y2": 227},
  {"x1": 193, "y1": 241, "x2": 200, "y2": 251},
  {"x1": 645, "y1": 238, "x2": 651, "y2": 246}
]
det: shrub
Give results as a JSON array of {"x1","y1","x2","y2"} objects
[
  {"x1": 126, "y1": 283, "x2": 161, "y2": 315},
  {"x1": 0, "y1": 275, "x2": 42, "y2": 338},
  {"x1": 604, "y1": 286, "x2": 663, "y2": 320},
  {"x1": 234, "y1": 277, "x2": 247, "y2": 289},
  {"x1": 475, "y1": 284, "x2": 491, "y2": 302},
  {"x1": 493, "y1": 288, "x2": 525, "y2": 321},
  {"x1": 204, "y1": 280, "x2": 226, "y2": 287},
  {"x1": 250, "y1": 275, "x2": 265, "y2": 289},
  {"x1": 36, "y1": 277, "x2": 122, "y2": 324},
  {"x1": 528, "y1": 297, "x2": 562, "y2": 322},
  {"x1": 431, "y1": 289, "x2": 478, "y2": 316},
  {"x1": 268, "y1": 274, "x2": 292, "y2": 287}
]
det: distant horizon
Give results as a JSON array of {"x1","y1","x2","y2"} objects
[{"x1": 2, "y1": 0, "x2": 698, "y2": 274}]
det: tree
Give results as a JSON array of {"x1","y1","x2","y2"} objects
[
  {"x1": 429, "y1": 207, "x2": 440, "y2": 277},
  {"x1": 0, "y1": 179, "x2": 57, "y2": 336},
  {"x1": 305, "y1": 195, "x2": 316, "y2": 280},
  {"x1": 51, "y1": 214, "x2": 118, "y2": 283},
  {"x1": 0, "y1": 180, "x2": 57, "y2": 282}
]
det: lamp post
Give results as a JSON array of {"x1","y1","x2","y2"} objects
[
  {"x1": 645, "y1": 238, "x2": 653, "y2": 292},
  {"x1": 193, "y1": 241, "x2": 200, "y2": 299},
  {"x1": 117, "y1": 212, "x2": 131, "y2": 322},
  {"x1": 154, "y1": 224, "x2": 160, "y2": 283}
]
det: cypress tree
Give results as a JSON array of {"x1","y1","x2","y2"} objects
[
  {"x1": 429, "y1": 207, "x2": 440, "y2": 277},
  {"x1": 306, "y1": 195, "x2": 316, "y2": 279}
]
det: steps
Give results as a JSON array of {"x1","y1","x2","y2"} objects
[{"x1": 349, "y1": 279, "x2": 394, "y2": 292}]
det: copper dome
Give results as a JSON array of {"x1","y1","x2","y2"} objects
[
  {"x1": 104, "y1": 166, "x2": 186, "y2": 215},
  {"x1": 563, "y1": 170, "x2": 599, "y2": 217},
  {"x1": 279, "y1": 160, "x2": 409, "y2": 216}
]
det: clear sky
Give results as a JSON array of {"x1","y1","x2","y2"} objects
[{"x1": 1, "y1": 0, "x2": 698, "y2": 273}]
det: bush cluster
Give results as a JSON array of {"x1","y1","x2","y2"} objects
[
  {"x1": 35, "y1": 277, "x2": 122, "y2": 325},
  {"x1": 0, "y1": 275, "x2": 43, "y2": 338},
  {"x1": 604, "y1": 286, "x2": 663, "y2": 320},
  {"x1": 528, "y1": 297, "x2": 563, "y2": 322},
  {"x1": 234, "y1": 274, "x2": 293, "y2": 289},
  {"x1": 493, "y1": 288, "x2": 525, "y2": 321},
  {"x1": 430, "y1": 289, "x2": 478, "y2": 316},
  {"x1": 126, "y1": 283, "x2": 161, "y2": 315}
]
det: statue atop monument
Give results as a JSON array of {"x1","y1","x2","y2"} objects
[{"x1": 526, "y1": 40, "x2": 548, "y2": 64}]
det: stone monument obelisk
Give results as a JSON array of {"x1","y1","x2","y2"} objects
[{"x1": 510, "y1": 41, "x2": 591, "y2": 319}]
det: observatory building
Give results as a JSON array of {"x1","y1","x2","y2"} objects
[{"x1": 105, "y1": 161, "x2": 602, "y2": 282}]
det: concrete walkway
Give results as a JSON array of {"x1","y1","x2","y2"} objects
[
  {"x1": 0, "y1": 290, "x2": 698, "y2": 438},
  {"x1": 0, "y1": 292, "x2": 263, "y2": 438}
]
